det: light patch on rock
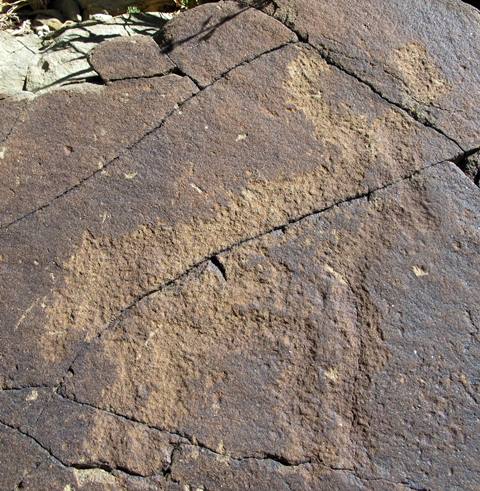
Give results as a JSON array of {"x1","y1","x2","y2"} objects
[
  {"x1": 0, "y1": 32, "x2": 41, "y2": 96},
  {"x1": 324, "y1": 264, "x2": 347, "y2": 285},
  {"x1": 285, "y1": 47, "x2": 417, "y2": 172},
  {"x1": 73, "y1": 468, "x2": 117, "y2": 486},
  {"x1": 26, "y1": 389, "x2": 38, "y2": 401},
  {"x1": 390, "y1": 42, "x2": 451, "y2": 105},
  {"x1": 324, "y1": 367, "x2": 339, "y2": 382},
  {"x1": 1, "y1": 15, "x2": 170, "y2": 96},
  {"x1": 190, "y1": 182, "x2": 205, "y2": 194},
  {"x1": 412, "y1": 265, "x2": 428, "y2": 277}
]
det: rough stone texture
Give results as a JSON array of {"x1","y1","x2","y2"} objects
[
  {"x1": 0, "y1": 32, "x2": 42, "y2": 97},
  {"x1": 89, "y1": 35, "x2": 175, "y2": 81},
  {"x1": 25, "y1": 45, "x2": 98, "y2": 93},
  {"x1": 155, "y1": 2, "x2": 297, "y2": 86},
  {"x1": 247, "y1": 0, "x2": 480, "y2": 150},
  {"x1": 1, "y1": 1, "x2": 479, "y2": 490},
  {"x1": 0, "y1": 75, "x2": 197, "y2": 227},
  {"x1": 24, "y1": 20, "x2": 156, "y2": 92},
  {"x1": 56, "y1": 162, "x2": 480, "y2": 491},
  {"x1": 0, "y1": 388, "x2": 180, "y2": 476},
  {"x1": 0, "y1": 14, "x2": 171, "y2": 95},
  {"x1": 461, "y1": 149, "x2": 480, "y2": 185}
]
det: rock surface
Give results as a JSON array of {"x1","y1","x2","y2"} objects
[
  {"x1": 0, "y1": 1, "x2": 479, "y2": 490},
  {"x1": 0, "y1": 32, "x2": 42, "y2": 96},
  {"x1": 0, "y1": 13, "x2": 171, "y2": 96},
  {"x1": 246, "y1": 0, "x2": 480, "y2": 150},
  {"x1": 89, "y1": 35, "x2": 175, "y2": 81},
  {"x1": 156, "y1": 2, "x2": 297, "y2": 86},
  {"x1": 461, "y1": 149, "x2": 480, "y2": 185}
]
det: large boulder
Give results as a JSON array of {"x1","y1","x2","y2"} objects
[{"x1": 0, "y1": 1, "x2": 479, "y2": 489}]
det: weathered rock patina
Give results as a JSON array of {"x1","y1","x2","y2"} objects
[
  {"x1": 1, "y1": 1, "x2": 479, "y2": 490},
  {"x1": 89, "y1": 35, "x2": 175, "y2": 81},
  {"x1": 246, "y1": 0, "x2": 480, "y2": 150}
]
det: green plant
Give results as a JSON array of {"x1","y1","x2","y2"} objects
[
  {"x1": 174, "y1": 0, "x2": 199, "y2": 9},
  {"x1": 126, "y1": 5, "x2": 142, "y2": 14}
]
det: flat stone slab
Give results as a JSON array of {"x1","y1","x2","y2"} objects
[
  {"x1": 89, "y1": 35, "x2": 175, "y2": 81},
  {"x1": 0, "y1": 75, "x2": 197, "y2": 226},
  {"x1": 249, "y1": 0, "x2": 480, "y2": 150},
  {"x1": 0, "y1": 13, "x2": 172, "y2": 96},
  {"x1": 0, "y1": 1, "x2": 479, "y2": 490},
  {"x1": 0, "y1": 32, "x2": 42, "y2": 96},
  {"x1": 156, "y1": 2, "x2": 297, "y2": 86}
]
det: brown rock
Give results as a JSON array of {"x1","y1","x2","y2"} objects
[
  {"x1": 60, "y1": 163, "x2": 480, "y2": 490},
  {"x1": 0, "y1": 98, "x2": 30, "y2": 145},
  {"x1": 0, "y1": 423, "x2": 54, "y2": 490},
  {"x1": 89, "y1": 35, "x2": 175, "y2": 82},
  {"x1": 247, "y1": 0, "x2": 480, "y2": 150},
  {"x1": 0, "y1": 423, "x2": 166, "y2": 490},
  {"x1": 155, "y1": 2, "x2": 297, "y2": 86},
  {"x1": 0, "y1": 388, "x2": 180, "y2": 476},
  {"x1": 168, "y1": 445, "x2": 363, "y2": 490},
  {"x1": 1, "y1": 1, "x2": 479, "y2": 490},
  {"x1": 0, "y1": 43, "x2": 457, "y2": 390},
  {"x1": 0, "y1": 75, "x2": 197, "y2": 228}
]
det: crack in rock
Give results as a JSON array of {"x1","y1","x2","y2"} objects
[
  {"x1": 54, "y1": 391, "x2": 311, "y2": 467},
  {"x1": 47, "y1": 155, "x2": 472, "y2": 400},
  {"x1": 0, "y1": 420, "x2": 163, "y2": 480},
  {"x1": 74, "y1": 157, "x2": 452, "y2": 338},
  {"x1": 0, "y1": 41, "x2": 294, "y2": 232},
  {"x1": 2, "y1": 5, "x2": 479, "y2": 488},
  {"x1": 249, "y1": 1, "x2": 467, "y2": 152},
  {"x1": 1, "y1": 31, "x2": 467, "y2": 233}
]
